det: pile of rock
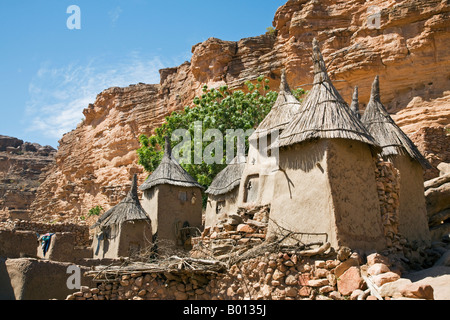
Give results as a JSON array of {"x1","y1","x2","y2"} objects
[
  {"x1": 362, "y1": 253, "x2": 434, "y2": 300},
  {"x1": 191, "y1": 205, "x2": 269, "y2": 260},
  {"x1": 209, "y1": 248, "x2": 435, "y2": 300},
  {"x1": 425, "y1": 162, "x2": 450, "y2": 242}
]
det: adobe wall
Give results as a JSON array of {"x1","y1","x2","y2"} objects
[
  {"x1": 0, "y1": 219, "x2": 90, "y2": 247},
  {"x1": 92, "y1": 224, "x2": 121, "y2": 259},
  {"x1": 391, "y1": 156, "x2": 431, "y2": 246},
  {"x1": 205, "y1": 188, "x2": 239, "y2": 227},
  {"x1": 155, "y1": 184, "x2": 203, "y2": 247},
  {"x1": 141, "y1": 187, "x2": 159, "y2": 235},
  {"x1": 268, "y1": 140, "x2": 334, "y2": 246},
  {"x1": 4, "y1": 258, "x2": 95, "y2": 300},
  {"x1": 117, "y1": 220, "x2": 153, "y2": 258},
  {"x1": 237, "y1": 141, "x2": 279, "y2": 208},
  {"x1": 38, "y1": 232, "x2": 92, "y2": 262},
  {"x1": 0, "y1": 230, "x2": 37, "y2": 258}
]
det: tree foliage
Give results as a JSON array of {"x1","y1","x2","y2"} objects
[
  {"x1": 137, "y1": 77, "x2": 306, "y2": 192},
  {"x1": 88, "y1": 205, "x2": 104, "y2": 217}
]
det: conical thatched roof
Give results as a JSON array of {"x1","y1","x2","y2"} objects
[
  {"x1": 276, "y1": 39, "x2": 378, "y2": 149},
  {"x1": 139, "y1": 136, "x2": 203, "y2": 191},
  {"x1": 251, "y1": 70, "x2": 302, "y2": 140},
  {"x1": 350, "y1": 86, "x2": 361, "y2": 120},
  {"x1": 205, "y1": 157, "x2": 246, "y2": 196},
  {"x1": 91, "y1": 174, "x2": 150, "y2": 229},
  {"x1": 361, "y1": 76, "x2": 431, "y2": 169}
]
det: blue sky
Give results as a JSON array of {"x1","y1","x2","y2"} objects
[{"x1": 0, "y1": 0, "x2": 286, "y2": 148}]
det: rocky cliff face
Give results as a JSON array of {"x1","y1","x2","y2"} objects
[
  {"x1": 0, "y1": 135, "x2": 55, "y2": 220},
  {"x1": 30, "y1": 0, "x2": 450, "y2": 223}
]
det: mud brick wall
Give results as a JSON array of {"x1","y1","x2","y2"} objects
[{"x1": 0, "y1": 219, "x2": 90, "y2": 246}]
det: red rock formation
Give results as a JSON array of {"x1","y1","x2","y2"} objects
[
  {"x1": 0, "y1": 135, "x2": 55, "y2": 221},
  {"x1": 31, "y1": 0, "x2": 450, "y2": 223}
]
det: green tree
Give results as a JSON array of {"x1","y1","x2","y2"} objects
[
  {"x1": 137, "y1": 77, "x2": 306, "y2": 198},
  {"x1": 88, "y1": 205, "x2": 104, "y2": 217}
]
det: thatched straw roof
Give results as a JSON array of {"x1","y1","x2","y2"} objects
[
  {"x1": 139, "y1": 136, "x2": 203, "y2": 191},
  {"x1": 276, "y1": 39, "x2": 378, "y2": 150},
  {"x1": 205, "y1": 157, "x2": 246, "y2": 196},
  {"x1": 350, "y1": 86, "x2": 361, "y2": 120},
  {"x1": 251, "y1": 69, "x2": 302, "y2": 140},
  {"x1": 91, "y1": 174, "x2": 150, "y2": 229},
  {"x1": 361, "y1": 76, "x2": 431, "y2": 169}
]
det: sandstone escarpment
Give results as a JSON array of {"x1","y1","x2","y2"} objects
[
  {"x1": 0, "y1": 135, "x2": 55, "y2": 220},
  {"x1": 31, "y1": 0, "x2": 450, "y2": 223}
]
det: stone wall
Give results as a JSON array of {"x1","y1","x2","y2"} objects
[
  {"x1": 375, "y1": 160, "x2": 401, "y2": 250},
  {"x1": 67, "y1": 248, "x2": 437, "y2": 301}
]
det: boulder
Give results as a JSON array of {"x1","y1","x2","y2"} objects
[
  {"x1": 371, "y1": 272, "x2": 401, "y2": 287},
  {"x1": 337, "y1": 266, "x2": 364, "y2": 296},
  {"x1": 350, "y1": 289, "x2": 365, "y2": 300},
  {"x1": 236, "y1": 224, "x2": 256, "y2": 233},
  {"x1": 337, "y1": 247, "x2": 351, "y2": 261},
  {"x1": 400, "y1": 283, "x2": 434, "y2": 300},
  {"x1": 424, "y1": 173, "x2": 450, "y2": 191},
  {"x1": 425, "y1": 180, "x2": 450, "y2": 216},
  {"x1": 307, "y1": 278, "x2": 329, "y2": 287},
  {"x1": 227, "y1": 214, "x2": 243, "y2": 226},
  {"x1": 367, "y1": 263, "x2": 390, "y2": 276},
  {"x1": 379, "y1": 278, "x2": 412, "y2": 298},
  {"x1": 334, "y1": 256, "x2": 359, "y2": 278},
  {"x1": 437, "y1": 163, "x2": 450, "y2": 176},
  {"x1": 366, "y1": 253, "x2": 391, "y2": 266}
]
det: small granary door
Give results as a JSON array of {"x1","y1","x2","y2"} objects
[{"x1": 244, "y1": 175, "x2": 259, "y2": 203}]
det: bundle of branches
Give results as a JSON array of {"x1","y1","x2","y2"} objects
[
  {"x1": 86, "y1": 256, "x2": 227, "y2": 282},
  {"x1": 193, "y1": 218, "x2": 333, "y2": 267},
  {"x1": 226, "y1": 234, "x2": 331, "y2": 267}
]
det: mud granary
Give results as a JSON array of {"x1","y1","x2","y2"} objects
[
  {"x1": 91, "y1": 174, "x2": 152, "y2": 259},
  {"x1": 210, "y1": 38, "x2": 431, "y2": 254},
  {"x1": 139, "y1": 136, "x2": 204, "y2": 250}
]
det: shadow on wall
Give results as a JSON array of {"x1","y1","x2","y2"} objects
[
  {"x1": 0, "y1": 258, "x2": 15, "y2": 300},
  {"x1": 279, "y1": 140, "x2": 326, "y2": 173}
]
